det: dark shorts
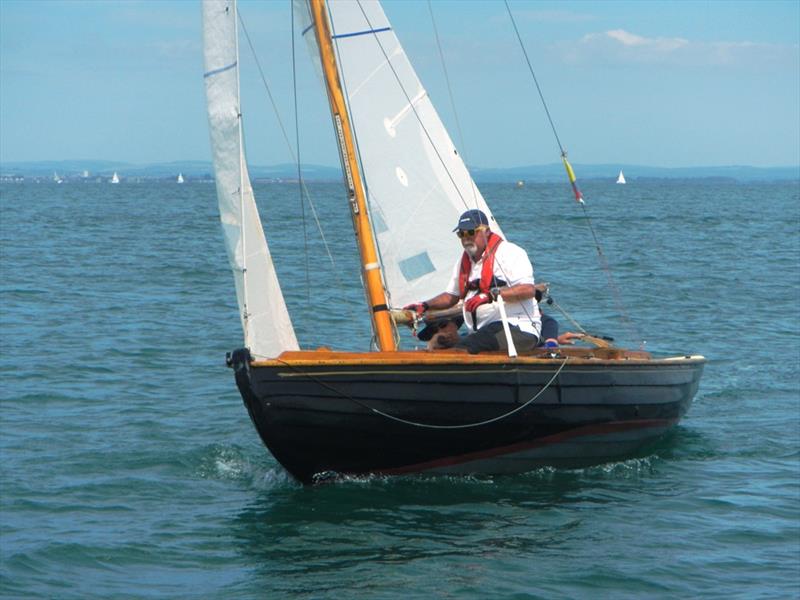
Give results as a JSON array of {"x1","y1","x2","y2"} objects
[{"x1": 454, "y1": 321, "x2": 540, "y2": 355}]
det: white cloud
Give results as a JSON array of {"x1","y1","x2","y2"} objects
[
  {"x1": 562, "y1": 29, "x2": 797, "y2": 68},
  {"x1": 604, "y1": 29, "x2": 688, "y2": 52}
]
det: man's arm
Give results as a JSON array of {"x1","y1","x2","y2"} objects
[
  {"x1": 494, "y1": 283, "x2": 535, "y2": 303},
  {"x1": 421, "y1": 292, "x2": 460, "y2": 311}
]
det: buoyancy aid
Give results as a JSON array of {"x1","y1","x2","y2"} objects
[{"x1": 458, "y1": 232, "x2": 503, "y2": 298}]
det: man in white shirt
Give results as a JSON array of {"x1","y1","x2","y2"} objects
[{"x1": 404, "y1": 209, "x2": 541, "y2": 354}]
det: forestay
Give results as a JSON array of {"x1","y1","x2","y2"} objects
[
  {"x1": 203, "y1": 0, "x2": 298, "y2": 359},
  {"x1": 302, "y1": 0, "x2": 503, "y2": 308}
]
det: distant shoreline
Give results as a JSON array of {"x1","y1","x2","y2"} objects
[{"x1": 1, "y1": 160, "x2": 798, "y2": 183}]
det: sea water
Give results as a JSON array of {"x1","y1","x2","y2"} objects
[{"x1": 1, "y1": 179, "x2": 798, "y2": 598}]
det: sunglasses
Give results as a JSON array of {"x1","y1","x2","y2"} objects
[{"x1": 456, "y1": 227, "x2": 486, "y2": 239}]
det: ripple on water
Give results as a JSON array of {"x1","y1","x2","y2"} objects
[{"x1": 2, "y1": 180, "x2": 799, "y2": 598}]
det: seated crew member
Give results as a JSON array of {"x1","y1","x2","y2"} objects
[
  {"x1": 417, "y1": 317, "x2": 463, "y2": 350},
  {"x1": 404, "y1": 209, "x2": 541, "y2": 354}
]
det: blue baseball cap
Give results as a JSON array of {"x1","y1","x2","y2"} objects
[{"x1": 453, "y1": 209, "x2": 489, "y2": 231}]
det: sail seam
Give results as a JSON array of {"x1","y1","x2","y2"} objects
[
  {"x1": 350, "y1": 1, "x2": 471, "y2": 209},
  {"x1": 332, "y1": 26, "x2": 391, "y2": 39},
  {"x1": 204, "y1": 61, "x2": 237, "y2": 78}
]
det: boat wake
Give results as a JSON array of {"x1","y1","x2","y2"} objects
[{"x1": 195, "y1": 444, "x2": 253, "y2": 481}]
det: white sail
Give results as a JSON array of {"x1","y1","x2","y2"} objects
[
  {"x1": 310, "y1": 1, "x2": 503, "y2": 308},
  {"x1": 617, "y1": 170, "x2": 626, "y2": 184},
  {"x1": 203, "y1": 0, "x2": 298, "y2": 359},
  {"x1": 111, "y1": 172, "x2": 120, "y2": 184},
  {"x1": 177, "y1": 173, "x2": 185, "y2": 183}
]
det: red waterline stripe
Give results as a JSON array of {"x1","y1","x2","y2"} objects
[{"x1": 378, "y1": 418, "x2": 677, "y2": 475}]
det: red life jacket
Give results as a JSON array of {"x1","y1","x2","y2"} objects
[{"x1": 458, "y1": 232, "x2": 503, "y2": 298}]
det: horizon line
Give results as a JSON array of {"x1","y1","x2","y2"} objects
[{"x1": 1, "y1": 159, "x2": 799, "y2": 170}]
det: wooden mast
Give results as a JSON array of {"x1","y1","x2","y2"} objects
[{"x1": 309, "y1": 0, "x2": 397, "y2": 352}]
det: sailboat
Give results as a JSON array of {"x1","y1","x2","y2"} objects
[
  {"x1": 202, "y1": 0, "x2": 704, "y2": 484},
  {"x1": 110, "y1": 172, "x2": 120, "y2": 184},
  {"x1": 617, "y1": 170, "x2": 626, "y2": 184},
  {"x1": 177, "y1": 173, "x2": 185, "y2": 184}
]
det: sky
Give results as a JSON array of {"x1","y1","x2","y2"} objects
[{"x1": 1, "y1": 0, "x2": 798, "y2": 169}]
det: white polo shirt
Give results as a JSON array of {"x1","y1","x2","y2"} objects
[{"x1": 445, "y1": 239, "x2": 541, "y2": 336}]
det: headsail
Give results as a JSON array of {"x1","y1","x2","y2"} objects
[
  {"x1": 307, "y1": 0, "x2": 503, "y2": 308},
  {"x1": 203, "y1": 0, "x2": 298, "y2": 359}
]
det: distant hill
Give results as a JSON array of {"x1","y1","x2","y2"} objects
[
  {"x1": 470, "y1": 164, "x2": 800, "y2": 183},
  {"x1": 1, "y1": 160, "x2": 797, "y2": 182},
  {"x1": 0, "y1": 160, "x2": 341, "y2": 181}
]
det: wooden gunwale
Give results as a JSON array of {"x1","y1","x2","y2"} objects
[{"x1": 250, "y1": 350, "x2": 706, "y2": 368}]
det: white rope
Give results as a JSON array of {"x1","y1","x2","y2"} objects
[{"x1": 367, "y1": 357, "x2": 569, "y2": 429}]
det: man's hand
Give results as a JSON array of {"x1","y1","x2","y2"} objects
[
  {"x1": 557, "y1": 332, "x2": 584, "y2": 345},
  {"x1": 403, "y1": 302, "x2": 428, "y2": 317},
  {"x1": 464, "y1": 293, "x2": 491, "y2": 312}
]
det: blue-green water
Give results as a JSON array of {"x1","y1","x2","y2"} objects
[{"x1": 1, "y1": 179, "x2": 798, "y2": 598}]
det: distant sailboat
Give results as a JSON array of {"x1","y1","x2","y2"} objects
[
  {"x1": 110, "y1": 172, "x2": 120, "y2": 184},
  {"x1": 515, "y1": 180, "x2": 524, "y2": 188},
  {"x1": 177, "y1": 173, "x2": 185, "y2": 184},
  {"x1": 616, "y1": 170, "x2": 626, "y2": 184},
  {"x1": 53, "y1": 172, "x2": 63, "y2": 184}
]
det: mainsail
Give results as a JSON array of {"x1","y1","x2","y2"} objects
[
  {"x1": 203, "y1": 0, "x2": 298, "y2": 359},
  {"x1": 302, "y1": 0, "x2": 503, "y2": 308}
]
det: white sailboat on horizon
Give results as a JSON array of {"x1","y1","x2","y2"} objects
[
  {"x1": 616, "y1": 170, "x2": 626, "y2": 184},
  {"x1": 177, "y1": 173, "x2": 184, "y2": 184},
  {"x1": 110, "y1": 172, "x2": 120, "y2": 184}
]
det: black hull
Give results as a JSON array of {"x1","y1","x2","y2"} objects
[{"x1": 230, "y1": 351, "x2": 704, "y2": 484}]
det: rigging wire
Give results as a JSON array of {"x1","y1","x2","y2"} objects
[
  {"x1": 426, "y1": 1, "x2": 559, "y2": 344},
  {"x1": 426, "y1": 0, "x2": 480, "y2": 209},
  {"x1": 503, "y1": 0, "x2": 643, "y2": 348},
  {"x1": 352, "y1": 0, "x2": 478, "y2": 212},
  {"x1": 236, "y1": 8, "x2": 339, "y2": 277},
  {"x1": 545, "y1": 296, "x2": 587, "y2": 335},
  {"x1": 233, "y1": 0, "x2": 250, "y2": 345},
  {"x1": 291, "y1": 1, "x2": 311, "y2": 302},
  {"x1": 423, "y1": 2, "x2": 542, "y2": 332}
]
